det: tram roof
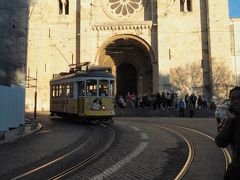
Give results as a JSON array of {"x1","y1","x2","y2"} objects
[{"x1": 50, "y1": 70, "x2": 115, "y2": 82}]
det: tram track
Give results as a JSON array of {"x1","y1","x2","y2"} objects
[
  {"x1": 165, "y1": 124, "x2": 232, "y2": 169},
  {"x1": 153, "y1": 125, "x2": 194, "y2": 180},
  {"x1": 154, "y1": 124, "x2": 232, "y2": 180},
  {"x1": 11, "y1": 124, "x2": 116, "y2": 180},
  {"x1": 50, "y1": 124, "x2": 115, "y2": 180}
]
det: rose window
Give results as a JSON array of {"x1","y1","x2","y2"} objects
[{"x1": 101, "y1": 0, "x2": 146, "y2": 20}]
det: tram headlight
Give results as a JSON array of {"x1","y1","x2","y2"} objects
[{"x1": 101, "y1": 105, "x2": 106, "y2": 110}]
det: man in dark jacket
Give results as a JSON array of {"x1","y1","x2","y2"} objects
[
  {"x1": 178, "y1": 98, "x2": 185, "y2": 117},
  {"x1": 215, "y1": 86, "x2": 240, "y2": 180}
]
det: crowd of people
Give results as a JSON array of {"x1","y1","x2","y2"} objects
[
  {"x1": 116, "y1": 91, "x2": 209, "y2": 111},
  {"x1": 117, "y1": 86, "x2": 240, "y2": 179}
]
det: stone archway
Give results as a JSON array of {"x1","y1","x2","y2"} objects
[
  {"x1": 117, "y1": 63, "x2": 137, "y2": 95},
  {"x1": 96, "y1": 35, "x2": 156, "y2": 96}
]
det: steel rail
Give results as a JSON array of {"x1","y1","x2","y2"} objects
[
  {"x1": 11, "y1": 129, "x2": 93, "y2": 180},
  {"x1": 154, "y1": 125, "x2": 195, "y2": 180},
  {"x1": 164, "y1": 124, "x2": 232, "y2": 170},
  {"x1": 49, "y1": 124, "x2": 115, "y2": 180}
]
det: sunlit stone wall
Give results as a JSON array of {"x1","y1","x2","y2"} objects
[
  {"x1": 230, "y1": 19, "x2": 240, "y2": 86},
  {"x1": 26, "y1": 0, "x2": 77, "y2": 111},
  {"x1": 26, "y1": 0, "x2": 234, "y2": 111}
]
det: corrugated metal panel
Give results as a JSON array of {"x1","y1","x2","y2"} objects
[{"x1": 0, "y1": 86, "x2": 25, "y2": 132}]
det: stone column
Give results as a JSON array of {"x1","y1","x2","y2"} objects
[
  {"x1": 152, "y1": 61, "x2": 159, "y2": 94},
  {"x1": 184, "y1": 0, "x2": 188, "y2": 12},
  {"x1": 138, "y1": 76, "x2": 143, "y2": 96}
]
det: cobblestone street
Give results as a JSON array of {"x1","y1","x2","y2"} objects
[
  {"x1": 0, "y1": 1, "x2": 239, "y2": 179},
  {"x1": 0, "y1": 114, "x2": 227, "y2": 179}
]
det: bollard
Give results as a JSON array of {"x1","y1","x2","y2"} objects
[
  {"x1": 0, "y1": 131, "x2": 5, "y2": 141},
  {"x1": 31, "y1": 118, "x2": 37, "y2": 130}
]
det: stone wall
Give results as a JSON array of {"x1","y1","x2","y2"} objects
[
  {"x1": 0, "y1": 1, "x2": 29, "y2": 86},
  {"x1": 157, "y1": 0, "x2": 203, "y2": 91},
  {"x1": 26, "y1": 0, "x2": 234, "y2": 111},
  {"x1": 156, "y1": 0, "x2": 232, "y2": 99},
  {"x1": 26, "y1": 0, "x2": 77, "y2": 111},
  {"x1": 230, "y1": 19, "x2": 240, "y2": 86},
  {"x1": 0, "y1": 1, "x2": 28, "y2": 131}
]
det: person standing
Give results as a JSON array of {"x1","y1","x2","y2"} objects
[
  {"x1": 162, "y1": 92, "x2": 166, "y2": 109},
  {"x1": 178, "y1": 98, "x2": 185, "y2": 117},
  {"x1": 210, "y1": 101, "x2": 217, "y2": 111},
  {"x1": 197, "y1": 95, "x2": 203, "y2": 109},
  {"x1": 192, "y1": 94, "x2": 197, "y2": 108},
  {"x1": 215, "y1": 86, "x2": 240, "y2": 180},
  {"x1": 189, "y1": 102, "x2": 194, "y2": 118},
  {"x1": 126, "y1": 92, "x2": 132, "y2": 108},
  {"x1": 156, "y1": 92, "x2": 161, "y2": 109},
  {"x1": 185, "y1": 93, "x2": 189, "y2": 107}
]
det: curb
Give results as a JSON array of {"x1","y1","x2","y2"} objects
[{"x1": 0, "y1": 123, "x2": 43, "y2": 145}]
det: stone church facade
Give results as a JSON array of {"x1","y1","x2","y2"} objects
[{"x1": 26, "y1": 0, "x2": 233, "y2": 111}]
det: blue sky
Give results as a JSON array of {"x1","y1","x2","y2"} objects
[{"x1": 229, "y1": 0, "x2": 240, "y2": 18}]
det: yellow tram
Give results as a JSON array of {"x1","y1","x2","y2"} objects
[{"x1": 50, "y1": 63, "x2": 115, "y2": 122}]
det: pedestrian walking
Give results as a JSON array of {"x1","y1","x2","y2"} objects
[
  {"x1": 215, "y1": 86, "x2": 240, "y2": 180},
  {"x1": 178, "y1": 98, "x2": 185, "y2": 117}
]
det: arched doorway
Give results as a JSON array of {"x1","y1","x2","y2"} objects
[
  {"x1": 117, "y1": 63, "x2": 137, "y2": 95},
  {"x1": 96, "y1": 35, "x2": 156, "y2": 96}
]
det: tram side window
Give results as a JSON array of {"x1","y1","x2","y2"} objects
[
  {"x1": 78, "y1": 81, "x2": 85, "y2": 96},
  {"x1": 51, "y1": 83, "x2": 73, "y2": 98},
  {"x1": 66, "y1": 83, "x2": 73, "y2": 98},
  {"x1": 59, "y1": 85, "x2": 63, "y2": 97},
  {"x1": 86, "y1": 80, "x2": 97, "y2": 96},
  {"x1": 51, "y1": 85, "x2": 59, "y2": 97},
  {"x1": 52, "y1": 85, "x2": 56, "y2": 97},
  {"x1": 110, "y1": 80, "x2": 114, "y2": 97},
  {"x1": 99, "y1": 80, "x2": 109, "y2": 96},
  {"x1": 56, "y1": 85, "x2": 60, "y2": 97},
  {"x1": 51, "y1": 84, "x2": 63, "y2": 98}
]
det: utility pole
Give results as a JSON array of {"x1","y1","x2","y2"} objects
[
  {"x1": 25, "y1": 68, "x2": 38, "y2": 129},
  {"x1": 76, "y1": 0, "x2": 81, "y2": 64}
]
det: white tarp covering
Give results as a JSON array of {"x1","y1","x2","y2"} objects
[{"x1": 0, "y1": 86, "x2": 25, "y2": 132}]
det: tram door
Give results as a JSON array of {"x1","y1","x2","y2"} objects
[{"x1": 77, "y1": 81, "x2": 85, "y2": 116}]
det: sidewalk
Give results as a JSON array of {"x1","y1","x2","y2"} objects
[
  {"x1": 116, "y1": 107, "x2": 215, "y2": 118},
  {"x1": 0, "y1": 119, "x2": 42, "y2": 145}
]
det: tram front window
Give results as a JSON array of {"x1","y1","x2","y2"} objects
[
  {"x1": 110, "y1": 80, "x2": 114, "y2": 97},
  {"x1": 99, "y1": 80, "x2": 108, "y2": 96},
  {"x1": 86, "y1": 80, "x2": 97, "y2": 96}
]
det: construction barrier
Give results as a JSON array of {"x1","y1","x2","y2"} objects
[{"x1": 0, "y1": 85, "x2": 25, "y2": 132}]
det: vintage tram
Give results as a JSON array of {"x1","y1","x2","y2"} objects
[{"x1": 50, "y1": 63, "x2": 115, "y2": 122}]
